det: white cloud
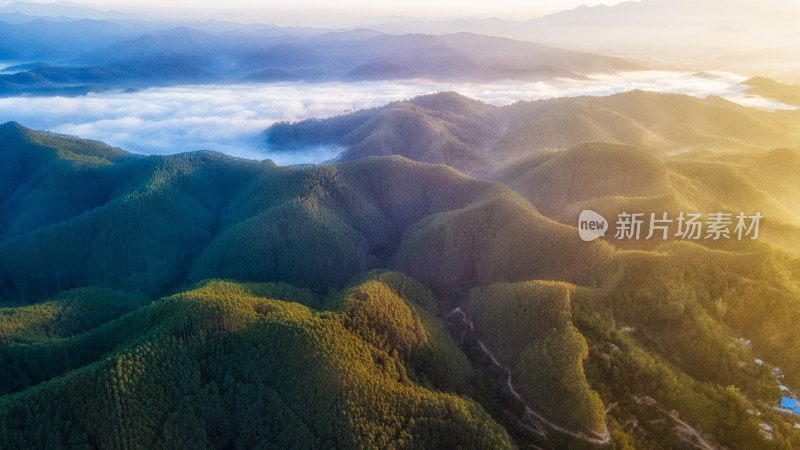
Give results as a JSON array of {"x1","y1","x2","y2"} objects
[{"x1": 0, "y1": 72, "x2": 794, "y2": 165}]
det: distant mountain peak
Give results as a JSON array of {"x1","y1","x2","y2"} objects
[
  {"x1": 0, "y1": 121, "x2": 130, "y2": 165},
  {"x1": 408, "y1": 91, "x2": 494, "y2": 114},
  {"x1": 0, "y1": 120, "x2": 33, "y2": 140},
  {"x1": 0, "y1": 120, "x2": 25, "y2": 130},
  {"x1": 0, "y1": 1, "x2": 135, "y2": 20}
]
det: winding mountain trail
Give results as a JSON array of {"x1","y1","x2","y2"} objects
[
  {"x1": 636, "y1": 397, "x2": 717, "y2": 450},
  {"x1": 450, "y1": 308, "x2": 611, "y2": 445}
]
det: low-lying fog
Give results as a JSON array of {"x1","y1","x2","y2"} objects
[{"x1": 0, "y1": 71, "x2": 793, "y2": 165}]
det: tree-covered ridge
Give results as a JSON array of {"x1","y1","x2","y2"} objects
[
  {"x1": 466, "y1": 281, "x2": 606, "y2": 435},
  {"x1": 264, "y1": 92, "x2": 498, "y2": 174},
  {"x1": 262, "y1": 91, "x2": 800, "y2": 255},
  {"x1": 591, "y1": 242, "x2": 800, "y2": 390},
  {"x1": 488, "y1": 141, "x2": 800, "y2": 253},
  {"x1": 0, "y1": 121, "x2": 135, "y2": 239},
  {"x1": 567, "y1": 241, "x2": 800, "y2": 449},
  {"x1": 0, "y1": 287, "x2": 149, "y2": 344},
  {"x1": 391, "y1": 188, "x2": 612, "y2": 287},
  {"x1": 490, "y1": 141, "x2": 670, "y2": 218},
  {"x1": 0, "y1": 127, "x2": 609, "y2": 304},
  {"x1": 0, "y1": 146, "x2": 265, "y2": 303},
  {"x1": 742, "y1": 76, "x2": 800, "y2": 107},
  {"x1": 327, "y1": 271, "x2": 472, "y2": 391},
  {"x1": 0, "y1": 274, "x2": 513, "y2": 449},
  {"x1": 264, "y1": 89, "x2": 800, "y2": 173}
]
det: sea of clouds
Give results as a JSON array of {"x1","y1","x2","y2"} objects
[{"x1": 0, "y1": 70, "x2": 794, "y2": 165}]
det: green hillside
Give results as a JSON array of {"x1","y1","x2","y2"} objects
[
  {"x1": 466, "y1": 281, "x2": 607, "y2": 435},
  {"x1": 0, "y1": 275, "x2": 512, "y2": 449},
  {"x1": 1, "y1": 125, "x2": 608, "y2": 303},
  {"x1": 0, "y1": 288, "x2": 150, "y2": 344},
  {"x1": 0, "y1": 122, "x2": 134, "y2": 240},
  {"x1": 391, "y1": 188, "x2": 612, "y2": 286},
  {"x1": 570, "y1": 242, "x2": 800, "y2": 449}
]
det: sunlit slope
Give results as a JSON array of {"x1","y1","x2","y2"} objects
[
  {"x1": 487, "y1": 141, "x2": 800, "y2": 253},
  {"x1": 264, "y1": 91, "x2": 800, "y2": 255},
  {"x1": 0, "y1": 274, "x2": 513, "y2": 449},
  {"x1": 493, "y1": 90, "x2": 800, "y2": 157},
  {"x1": 590, "y1": 242, "x2": 800, "y2": 390},
  {"x1": 742, "y1": 76, "x2": 800, "y2": 107},
  {"x1": 672, "y1": 146, "x2": 800, "y2": 224},
  {"x1": 264, "y1": 90, "x2": 800, "y2": 172},
  {"x1": 570, "y1": 241, "x2": 800, "y2": 449},
  {"x1": 0, "y1": 287, "x2": 150, "y2": 344},
  {"x1": 491, "y1": 142, "x2": 671, "y2": 218},
  {"x1": 264, "y1": 92, "x2": 497, "y2": 174}
]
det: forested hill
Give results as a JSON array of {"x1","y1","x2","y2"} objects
[
  {"x1": 4, "y1": 120, "x2": 800, "y2": 448},
  {"x1": 0, "y1": 121, "x2": 610, "y2": 304},
  {"x1": 742, "y1": 76, "x2": 800, "y2": 107},
  {"x1": 263, "y1": 91, "x2": 800, "y2": 254},
  {"x1": 0, "y1": 274, "x2": 516, "y2": 448},
  {"x1": 263, "y1": 90, "x2": 800, "y2": 174}
]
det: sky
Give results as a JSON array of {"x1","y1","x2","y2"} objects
[{"x1": 0, "y1": 0, "x2": 633, "y2": 24}]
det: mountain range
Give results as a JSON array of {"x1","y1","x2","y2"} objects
[
  {"x1": 5, "y1": 0, "x2": 800, "y2": 81},
  {"x1": 4, "y1": 85, "x2": 800, "y2": 447},
  {"x1": 264, "y1": 90, "x2": 800, "y2": 253},
  {"x1": 376, "y1": 0, "x2": 800, "y2": 81},
  {"x1": 0, "y1": 16, "x2": 640, "y2": 95}
]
